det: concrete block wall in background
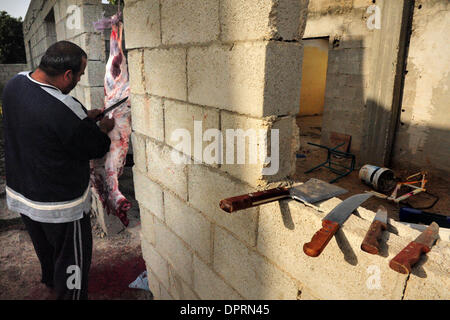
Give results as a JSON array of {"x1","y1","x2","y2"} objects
[
  {"x1": 0, "y1": 64, "x2": 28, "y2": 93},
  {"x1": 303, "y1": 0, "x2": 375, "y2": 157},
  {"x1": 23, "y1": 0, "x2": 116, "y2": 111}
]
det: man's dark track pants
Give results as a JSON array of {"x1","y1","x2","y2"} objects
[{"x1": 20, "y1": 212, "x2": 92, "y2": 300}]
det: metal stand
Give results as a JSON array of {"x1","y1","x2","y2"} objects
[{"x1": 304, "y1": 142, "x2": 355, "y2": 183}]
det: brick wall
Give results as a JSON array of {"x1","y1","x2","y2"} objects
[{"x1": 124, "y1": 0, "x2": 449, "y2": 300}]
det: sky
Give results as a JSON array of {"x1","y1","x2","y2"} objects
[{"x1": 0, "y1": 0, "x2": 32, "y2": 19}]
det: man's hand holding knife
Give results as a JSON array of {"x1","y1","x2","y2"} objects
[{"x1": 86, "y1": 108, "x2": 115, "y2": 134}]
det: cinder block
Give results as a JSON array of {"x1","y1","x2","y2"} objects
[
  {"x1": 83, "y1": 86, "x2": 104, "y2": 110},
  {"x1": 213, "y1": 226, "x2": 299, "y2": 299},
  {"x1": 146, "y1": 269, "x2": 161, "y2": 300},
  {"x1": 193, "y1": 255, "x2": 242, "y2": 300},
  {"x1": 220, "y1": 0, "x2": 271, "y2": 42},
  {"x1": 168, "y1": 265, "x2": 200, "y2": 300},
  {"x1": 130, "y1": 94, "x2": 164, "y2": 142},
  {"x1": 146, "y1": 140, "x2": 188, "y2": 200},
  {"x1": 79, "y1": 60, "x2": 105, "y2": 87},
  {"x1": 80, "y1": 33, "x2": 106, "y2": 62},
  {"x1": 154, "y1": 218, "x2": 194, "y2": 286},
  {"x1": 188, "y1": 41, "x2": 302, "y2": 117},
  {"x1": 164, "y1": 99, "x2": 220, "y2": 164},
  {"x1": 220, "y1": 113, "x2": 298, "y2": 187},
  {"x1": 220, "y1": 112, "x2": 269, "y2": 186},
  {"x1": 124, "y1": 0, "x2": 161, "y2": 49},
  {"x1": 140, "y1": 232, "x2": 170, "y2": 290},
  {"x1": 139, "y1": 207, "x2": 156, "y2": 245},
  {"x1": 263, "y1": 41, "x2": 303, "y2": 115},
  {"x1": 187, "y1": 43, "x2": 266, "y2": 117},
  {"x1": 132, "y1": 167, "x2": 164, "y2": 220},
  {"x1": 131, "y1": 132, "x2": 147, "y2": 173},
  {"x1": 127, "y1": 50, "x2": 145, "y2": 95},
  {"x1": 144, "y1": 48, "x2": 187, "y2": 101},
  {"x1": 72, "y1": 85, "x2": 86, "y2": 106},
  {"x1": 187, "y1": 164, "x2": 258, "y2": 247},
  {"x1": 256, "y1": 198, "x2": 414, "y2": 299},
  {"x1": 81, "y1": 4, "x2": 104, "y2": 34},
  {"x1": 220, "y1": 0, "x2": 306, "y2": 42},
  {"x1": 161, "y1": 0, "x2": 219, "y2": 45},
  {"x1": 164, "y1": 191, "x2": 212, "y2": 263},
  {"x1": 159, "y1": 283, "x2": 174, "y2": 300}
]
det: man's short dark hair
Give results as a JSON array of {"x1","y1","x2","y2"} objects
[{"x1": 38, "y1": 41, "x2": 87, "y2": 77}]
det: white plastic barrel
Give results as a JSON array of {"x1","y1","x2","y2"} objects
[{"x1": 359, "y1": 165, "x2": 395, "y2": 193}]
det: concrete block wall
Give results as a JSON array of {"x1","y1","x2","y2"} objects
[
  {"x1": 124, "y1": 0, "x2": 449, "y2": 300},
  {"x1": 124, "y1": 0, "x2": 307, "y2": 300},
  {"x1": 303, "y1": 0, "x2": 376, "y2": 156},
  {"x1": 23, "y1": 0, "x2": 116, "y2": 111},
  {"x1": 391, "y1": 0, "x2": 450, "y2": 176},
  {"x1": 23, "y1": 0, "x2": 58, "y2": 70},
  {"x1": 0, "y1": 64, "x2": 28, "y2": 93}
]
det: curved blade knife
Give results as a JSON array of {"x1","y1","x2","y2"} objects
[
  {"x1": 361, "y1": 205, "x2": 388, "y2": 255},
  {"x1": 389, "y1": 222, "x2": 439, "y2": 274},
  {"x1": 95, "y1": 96, "x2": 129, "y2": 121},
  {"x1": 303, "y1": 193, "x2": 372, "y2": 257}
]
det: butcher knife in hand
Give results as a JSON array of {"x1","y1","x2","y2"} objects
[
  {"x1": 219, "y1": 179, "x2": 347, "y2": 213},
  {"x1": 303, "y1": 193, "x2": 372, "y2": 257},
  {"x1": 389, "y1": 222, "x2": 439, "y2": 274},
  {"x1": 361, "y1": 205, "x2": 388, "y2": 255},
  {"x1": 95, "y1": 96, "x2": 129, "y2": 121}
]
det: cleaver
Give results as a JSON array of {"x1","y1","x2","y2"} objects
[{"x1": 219, "y1": 179, "x2": 348, "y2": 213}]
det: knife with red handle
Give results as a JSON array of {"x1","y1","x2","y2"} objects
[
  {"x1": 303, "y1": 193, "x2": 372, "y2": 257},
  {"x1": 219, "y1": 187, "x2": 290, "y2": 213},
  {"x1": 361, "y1": 206, "x2": 388, "y2": 255},
  {"x1": 389, "y1": 222, "x2": 439, "y2": 274},
  {"x1": 219, "y1": 179, "x2": 349, "y2": 213}
]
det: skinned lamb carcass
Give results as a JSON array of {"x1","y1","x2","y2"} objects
[{"x1": 91, "y1": 14, "x2": 132, "y2": 227}]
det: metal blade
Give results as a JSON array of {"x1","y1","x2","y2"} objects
[
  {"x1": 102, "y1": 96, "x2": 129, "y2": 116},
  {"x1": 414, "y1": 222, "x2": 439, "y2": 247},
  {"x1": 373, "y1": 205, "x2": 388, "y2": 224},
  {"x1": 289, "y1": 179, "x2": 348, "y2": 204},
  {"x1": 324, "y1": 193, "x2": 372, "y2": 225}
]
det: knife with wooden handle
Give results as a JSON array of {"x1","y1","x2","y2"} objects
[
  {"x1": 361, "y1": 206, "x2": 388, "y2": 255},
  {"x1": 303, "y1": 193, "x2": 372, "y2": 257},
  {"x1": 219, "y1": 179, "x2": 348, "y2": 213},
  {"x1": 389, "y1": 222, "x2": 439, "y2": 274},
  {"x1": 219, "y1": 187, "x2": 290, "y2": 213}
]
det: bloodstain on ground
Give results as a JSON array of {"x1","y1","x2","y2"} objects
[
  {"x1": 88, "y1": 246, "x2": 147, "y2": 300},
  {"x1": 0, "y1": 216, "x2": 150, "y2": 300}
]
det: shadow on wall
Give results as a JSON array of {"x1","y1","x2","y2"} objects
[{"x1": 317, "y1": 38, "x2": 367, "y2": 158}]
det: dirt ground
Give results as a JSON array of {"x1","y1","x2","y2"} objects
[
  {"x1": 293, "y1": 116, "x2": 450, "y2": 221},
  {"x1": 0, "y1": 215, "x2": 151, "y2": 300}
]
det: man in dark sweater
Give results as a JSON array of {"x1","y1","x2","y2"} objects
[{"x1": 2, "y1": 41, "x2": 114, "y2": 300}]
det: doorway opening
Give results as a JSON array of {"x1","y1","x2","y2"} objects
[{"x1": 297, "y1": 37, "x2": 329, "y2": 148}]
